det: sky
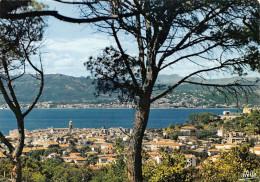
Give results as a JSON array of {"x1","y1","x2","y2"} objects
[
  {"x1": 36, "y1": 0, "x2": 260, "y2": 79},
  {"x1": 38, "y1": 1, "x2": 114, "y2": 77}
]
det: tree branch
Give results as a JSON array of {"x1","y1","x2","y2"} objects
[
  {"x1": 0, "y1": 78, "x2": 17, "y2": 113},
  {"x1": 3, "y1": 10, "x2": 137, "y2": 23},
  {"x1": 22, "y1": 53, "x2": 44, "y2": 117},
  {"x1": 111, "y1": 22, "x2": 141, "y2": 95},
  {"x1": 136, "y1": 13, "x2": 146, "y2": 85},
  {"x1": 159, "y1": 43, "x2": 220, "y2": 71},
  {"x1": 0, "y1": 131, "x2": 14, "y2": 154},
  {"x1": 157, "y1": 4, "x2": 229, "y2": 69},
  {"x1": 183, "y1": 80, "x2": 257, "y2": 105},
  {"x1": 151, "y1": 61, "x2": 242, "y2": 102},
  {"x1": 54, "y1": 0, "x2": 99, "y2": 5},
  {"x1": 183, "y1": 80, "x2": 256, "y2": 89},
  {"x1": 2, "y1": 53, "x2": 21, "y2": 111}
]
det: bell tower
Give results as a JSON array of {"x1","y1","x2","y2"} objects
[{"x1": 69, "y1": 120, "x2": 73, "y2": 133}]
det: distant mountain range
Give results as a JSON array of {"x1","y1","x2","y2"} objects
[{"x1": 0, "y1": 74, "x2": 259, "y2": 106}]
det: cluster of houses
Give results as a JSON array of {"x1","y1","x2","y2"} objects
[
  {"x1": 1, "y1": 109, "x2": 260, "y2": 170},
  {"x1": 1, "y1": 121, "x2": 199, "y2": 169},
  {"x1": 1, "y1": 122, "x2": 132, "y2": 169}
]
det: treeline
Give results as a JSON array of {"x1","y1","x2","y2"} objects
[
  {"x1": 224, "y1": 110, "x2": 260, "y2": 135},
  {"x1": 164, "y1": 112, "x2": 223, "y2": 141},
  {"x1": 0, "y1": 158, "x2": 92, "y2": 182},
  {"x1": 0, "y1": 144, "x2": 259, "y2": 182},
  {"x1": 165, "y1": 111, "x2": 260, "y2": 141}
]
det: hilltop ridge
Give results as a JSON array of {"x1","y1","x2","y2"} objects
[{"x1": 0, "y1": 74, "x2": 259, "y2": 108}]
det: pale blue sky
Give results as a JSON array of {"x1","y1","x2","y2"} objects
[{"x1": 37, "y1": 0, "x2": 260, "y2": 79}]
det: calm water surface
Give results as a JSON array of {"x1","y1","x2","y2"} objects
[{"x1": 0, "y1": 108, "x2": 239, "y2": 135}]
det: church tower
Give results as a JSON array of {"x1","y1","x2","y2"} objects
[{"x1": 69, "y1": 120, "x2": 73, "y2": 133}]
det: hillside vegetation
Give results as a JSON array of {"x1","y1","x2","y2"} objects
[
  {"x1": 224, "y1": 110, "x2": 260, "y2": 135},
  {"x1": 1, "y1": 74, "x2": 259, "y2": 107}
]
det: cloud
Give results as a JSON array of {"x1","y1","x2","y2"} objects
[
  {"x1": 160, "y1": 58, "x2": 260, "y2": 79},
  {"x1": 40, "y1": 51, "x2": 86, "y2": 77},
  {"x1": 46, "y1": 36, "x2": 113, "y2": 53},
  {"x1": 39, "y1": 32, "x2": 139, "y2": 77},
  {"x1": 36, "y1": 16, "x2": 259, "y2": 79},
  {"x1": 39, "y1": 36, "x2": 112, "y2": 76}
]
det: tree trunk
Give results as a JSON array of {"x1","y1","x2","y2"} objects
[
  {"x1": 127, "y1": 97, "x2": 151, "y2": 182},
  {"x1": 11, "y1": 156, "x2": 22, "y2": 182},
  {"x1": 11, "y1": 116, "x2": 24, "y2": 182}
]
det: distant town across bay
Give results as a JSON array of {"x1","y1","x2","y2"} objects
[
  {"x1": 0, "y1": 108, "x2": 239, "y2": 135},
  {"x1": 0, "y1": 74, "x2": 259, "y2": 109}
]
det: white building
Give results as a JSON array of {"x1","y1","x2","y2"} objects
[
  {"x1": 185, "y1": 154, "x2": 196, "y2": 167},
  {"x1": 250, "y1": 147, "x2": 260, "y2": 155}
]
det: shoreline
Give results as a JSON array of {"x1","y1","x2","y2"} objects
[
  {"x1": 0, "y1": 107, "x2": 241, "y2": 110},
  {"x1": 0, "y1": 108, "x2": 244, "y2": 136}
]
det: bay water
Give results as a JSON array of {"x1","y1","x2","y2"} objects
[{"x1": 0, "y1": 108, "x2": 239, "y2": 135}]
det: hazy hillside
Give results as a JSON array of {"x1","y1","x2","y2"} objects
[{"x1": 0, "y1": 74, "x2": 259, "y2": 106}]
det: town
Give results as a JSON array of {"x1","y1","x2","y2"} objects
[{"x1": 0, "y1": 108, "x2": 259, "y2": 181}]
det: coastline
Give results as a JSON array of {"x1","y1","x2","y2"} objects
[
  {"x1": 0, "y1": 108, "x2": 241, "y2": 136},
  {"x1": 0, "y1": 107, "x2": 241, "y2": 110}
]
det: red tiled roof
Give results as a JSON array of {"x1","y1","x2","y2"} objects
[{"x1": 181, "y1": 126, "x2": 196, "y2": 130}]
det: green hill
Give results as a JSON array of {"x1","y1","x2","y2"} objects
[{"x1": 0, "y1": 74, "x2": 259, "y2": 107}]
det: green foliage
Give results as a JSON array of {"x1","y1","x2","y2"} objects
[
  {"x1": 0, "y1": 144, "x2": 258, "y2": 182},
  {"x1": 143, "y1": 151, "x2": 194, "y2": 182},
  {"x1": 164, "y1": 124, "x2": 181, "y2": 140},
  {"x1": 31, "y1": 150, "x2": 45, "y2": 161},
  {"x1": 67, "y1": 167, "x2": 93, "y2": 182},
  {"x1": 195, "y1": 124, "x2": 203, "y2": 130},
  {"x1": 224, "y1": 110, "x2": 260, "y2": 134},
  {"x1": 42, "y1": 158, "x2": 65, "y2": 180},
  {"x1": 86, "y1": 154, "x2": 98, "y2": 165},
  {"x1": 1, "y1": 74, "x2": 259, "y2": 106},
  {"x1": 44, "y1": 147, "x2": 63, "y2": 157},
  {"x1": 168, "y1": 123, "x2": 174, "y2": 129},
  {"x1": 80, "y1": 145, "x2": 91, "y2": 157},
  {"x1": 31, "y1": 172, "x2": 46, "y2": 182},
  {"x1": 22, "y1": 157, "x2": 44, "y2": 182},
  {"x1": 197, "y1": 130, "x2": 218, "y2": 140},
  {"x1": 113, "y1": 138, "x2": 125, "y2": 154},
  {"x1": 168, "y1": 131, "x2": 181, "y2": 140},
  {"x1": 18, "y1": 157, "x2": 94, "y2": 181},
  {"x1": 90, "y1": 157, "x2": 126, "y2": 182},
  {"x1": 200, "y1": 144, "x2": 260, "y2": 181},
  {"x1": 51, "y1": 166, "x2": 68, "y2": 181},
  {"x1": 187, "y1": 112, "x2": 221, "y2": 125},
  {"x1": 0, "y1": 159, "x2": 12, "y2": 179},
  {"x1": 69, "y1": 141, "x2": 78, "y2": 153},
  {"x1": 186, "y1": 112, "x2": 225, "y2": 136}
]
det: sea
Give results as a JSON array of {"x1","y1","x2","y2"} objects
[{"x1": 0, "y1": 108, "x2": 240, "y2": 135}]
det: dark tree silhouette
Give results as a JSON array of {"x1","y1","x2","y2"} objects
[
  {"x1": 84, "y1": 1, "x2": 259, "y2": 181},
  {"x1": 0, "y1": 16, "x2": 45, "y2": 182},
  {"x1": 242, "y1": 9, "x2": 260, "y2": 73},
  {"x1": 0, "y1": 0, "x2": 137, "y2": 23}
]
